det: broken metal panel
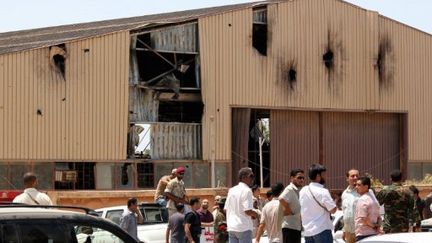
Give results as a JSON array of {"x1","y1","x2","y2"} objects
[
  {"x1": 128, "y1": 88, "x2": 158, "y2": 122},
  {"x1": 150, "y1": 23, "x2": 198, "y2": 53},
  {"x1": 129, "y1": 36, "x2": 140, "y2": 85},
  {"x1": 253, "y1": 8, "x2": 267, "y2": 24},
  {"x1": 195, "y1": 55, "x2": 201, "y2": 88},
  {"x1": 150, "y1": 123, "x2": 201, "y2": 159}
]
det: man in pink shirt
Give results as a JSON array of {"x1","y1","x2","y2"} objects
[{"x1": 355, "y1": 177, "x2": 382, "y2": 242}]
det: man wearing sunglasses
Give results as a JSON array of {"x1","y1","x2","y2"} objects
[
  {"x1": 279, "y1": 169, "x2": 305, "y2": 243},
  {"x1": 225, "y1": 167, "x2": 258, "y2": 243}
]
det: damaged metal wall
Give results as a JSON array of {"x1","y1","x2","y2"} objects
[
  {"x1": 150, "y1": 123, "x2": 201, "y2": 159},
  {"x1": 150, "y1": 23, "x2": 198, "y2": 53},
  {"x1": 128, "y1": 88, "x2": 158, "y2": 122},
  {"x1": 0, "y1": 32, "x2": 129, "y2": 160},
  {"x1": 378, "y1": 17, "x2": 432, "y2": 162},
  {"x1": 199, "y1": 0, "x2": 380, "y2": 161},
  {"x1": 199, "y1": 0, "x2": 432, "y2": 163}
]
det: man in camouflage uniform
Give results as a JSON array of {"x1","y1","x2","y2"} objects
[
  {"x1": 214, "y1": 197, "x2": 228, "y2": 243},
  {"x1": 377, "y1": 169, "x2": 420, "y2": 233}
]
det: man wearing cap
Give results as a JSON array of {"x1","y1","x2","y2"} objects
[
  {"x1": 214, "y1": 197, "x2": 228, "y2": 243},
  {"x1": 165, "y1": 166, "x2": 189, "y2": 217}
]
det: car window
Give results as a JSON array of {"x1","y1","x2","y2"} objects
[
  {"x1": 95, "y1": 211, "x2": 103, "y2": 218},
  {"x1": 74, "y1": 225, "x2": 125, "y2": 243},
  {"x1": 106, "y1": 210, "x2": 123, "y2": 225},
  {"x1": 19, "y1": 223, "x2": 72, "y2": 243},
  {"x1": 142, "y1": 208, "x2": 164, "y2": 224},
  {"x1": 1, "y1": 224, "x2": 19, "y2": 243}
]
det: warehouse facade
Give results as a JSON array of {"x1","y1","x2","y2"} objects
[{"x1": 1, "y1": 0, "x2": 432, "y2": 191}]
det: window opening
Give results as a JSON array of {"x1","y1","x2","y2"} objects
[
  {"x1": 55, "y1": 162, "x2": 95, "y2": 190},
  {"x1": 248, "y1": 109, "x2": 270, "y2": 187},
  {"x1": 252, "y1": 7, "x2": 268, "y2": 56},
  {"x1": 158, "y1": 101, "x2": 203, "y2": 122},
  {"x1": 137, "y1": 162, "x2": 154, "y2": 188}
]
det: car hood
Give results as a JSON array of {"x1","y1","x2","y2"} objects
[{"x1": 137, "y1": 223, "x2": 167, "y2": 243}]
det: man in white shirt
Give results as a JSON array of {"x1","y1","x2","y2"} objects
[
  {"x1": 225, "y1": 167, "x2": 258, "y2": 243},
  {"x1": 279, "y1": 169, "x2": 305, "y2": 243},
  {"x1": 299, "y1": 164, "x2": 336, "y2": 243},
  {"x1": 13, "y1": 172, "x2": 53, "y2": 205},
  {"x1": 255, "y1": 182, "x2": 285, "y2": 243}
]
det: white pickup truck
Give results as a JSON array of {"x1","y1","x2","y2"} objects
[{"x1": 96, "y1": 203, "x2": 168, "y2": 243}]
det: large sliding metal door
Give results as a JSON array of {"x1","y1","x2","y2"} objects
[
  {"x1": 270, "y1": 110, "x2": 320, "y2": 186},
  {"x1": 270, "y1": 110, "x2": 401, "y2": 189},
  {"x1": 322, "y1": 112, "x2": 400, "y2": 188}
]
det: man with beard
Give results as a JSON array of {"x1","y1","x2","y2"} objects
[
  {"x1": 279, "y1": 169, "x2": 305, "y2": 243},
  {"x1": 299, "y1": 164, "x2": 337, "y2": 243},
  {"x1": 165, "y1": 166, "x2": 189, "y2": 217},
  {"x1": 197, "y1": 199, "x2": 214, "y2": 225}
]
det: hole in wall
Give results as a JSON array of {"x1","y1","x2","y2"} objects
[
  {"x1": 49, "y1": 44, "x2": 67, "y2": 80},
  {"x1": 323, "y1": 49, "x2": 334, "y2": 69}
]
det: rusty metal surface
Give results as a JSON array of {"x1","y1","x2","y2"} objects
[{"x1": 150, "y1": 123, "x2": 201, "y2": 159}]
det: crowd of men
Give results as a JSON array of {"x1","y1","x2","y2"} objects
[
  {"x1": 149, "y1": 164, "x2": 431, "y2": 243},
  {"x1": 9, "y1": 166, "x2": 432, "y2": 243}
]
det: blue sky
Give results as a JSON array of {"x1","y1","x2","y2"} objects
[{"x1": 1, "y1": 0, "x2": 431, "y2": 34}]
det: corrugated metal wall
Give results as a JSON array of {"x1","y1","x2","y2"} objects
[
  {"x1": 150, "y1": 123, "x2": 201, "y2": 159},
  {"x1": 199, "y1": 0, "x2": 432, "y2": 163},
  {"x1": 270, "y1": 110, "x2": 400, "y2": 189},
  {"x1": 270, "y1": 110, "x2": 319, "y2": 184},
  {"x1": 322, "y1": 112, "x2": 400, "y2": 188},
  {"x1": 0, "y1": 32, "x2": 129, "y2": 160},
  {"x1": 378, "y1": 17, "x2": 432, "y2": 161}
]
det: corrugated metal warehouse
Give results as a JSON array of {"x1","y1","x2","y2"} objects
[{"x1": 1, "y1": 0, "x2": 432, "y2": 192}]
